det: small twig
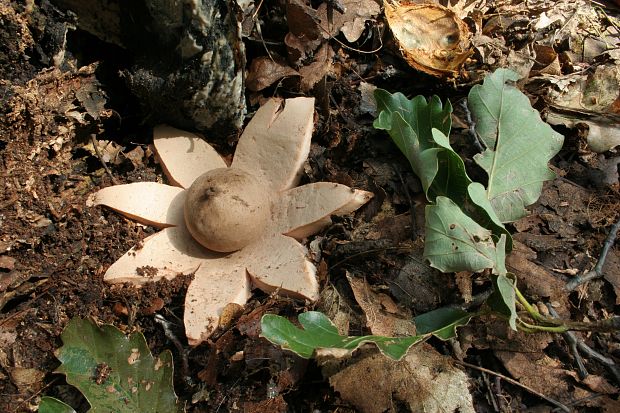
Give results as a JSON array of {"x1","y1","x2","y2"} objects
[
  {"x1": 546, "y1": 304, "x2": 620, "y2": 385},
  {"x1": 494, "y1": 376, "x2": 508, "y2": 412},
  {"x1": 568, "y1": 333, "x2": 589, "y2": 379},
  {"x1": 90, "y1": 134, "x2": 120, "y2": 185},
  {"x1": 251, "y1": 6, "x2": 274, "y2": 63},
  {"x1": 455, "y1": 360, "x2": 571, "y2": 413},
  {"x1": 565, "y1": 215, "x2": 620, "y2": 291},
  {"x1": 575, "y1": 340, "x2": 620, "y2": 385},
  {"x1": 154, "y1": 314, "x2": 192, "y2": 386},
  {"x1": 459, "y1": 100, "x2": 485, "y2": 153},
  {"x1": 10, "y1": 377, "x2": 60, "y2": 413},
  {"x1": 545, "y1": 304, "x2": 588, "y2": 380},
  {"x1": 479, "y1": 362, "x2": 500, "y2": 412}
]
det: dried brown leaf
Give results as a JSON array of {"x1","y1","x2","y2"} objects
[
  {"x1": 329, "y1": 345, "x2": 475, "y2": 413},
  {"x1": 347, "y1": 274, "x2": 416, "y2": 337},
  {"x1": 299, "y1": 43, "x2": 335, "y2": 92},
  {"x1": 246, "y1": 56, "x2": 299, "y2": 92},
  {"x1": 317, "y1": 0, "x2": 380, "y2": 42},
  {"x1": 496, "y1": 351, "x2": 593, "y2": 404},
  {"x1": 384, "y1": 2, "x2": 472, "y2": 76}
]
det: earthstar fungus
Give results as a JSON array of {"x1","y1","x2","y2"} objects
[{"x1": 88, "y1": 97, "x2": 373, "y2": 345}]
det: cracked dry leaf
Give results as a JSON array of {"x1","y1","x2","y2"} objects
[
  {"x1": 437, "y1": 0, "x2": 486, "y2": 19},
  {"x1": 543, "y1": 64, "x2": 620, "y2": 153},
  {"x1": 495, "y1": 351, "x2": 595, "y2": 405},
  {"x1": 246, "y1": 56, "x2": 299, "y2": 92},
  {"x1": 329, "y1": 345, "x2": 475, "y2": 413},
  {"x1": 347, "y1": 273, "x2": 416, "y2": 337},
  {"x1": 299, "y1": 43, "x2": 335, "y2": 92},
  {"x1": 317, "y1": 0, "x2": 381, "y2": 43},
  {"x1": 384, "y1": 1, "x2": 472, "y2": 76},
  {"x1": 285, "y1": 0, "x2": 323, "y2": 64}
]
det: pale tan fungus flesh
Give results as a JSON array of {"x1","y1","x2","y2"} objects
[
  {"x1": 184, "y1": 167, "x2": 271, "y2": 252},
  {"x1": 87, "y1": 182, "x2": 186, "y2": 228},
  {"x1": 153, "y1": 125, "x2": 228, "y2": 188},
  {"x1": 242, "y1": 233, "x2": 319, "y2": 301},
  {"x1": 272, "y1": 183, "x2": 374, "y2": 239},
  {"x1": 103, "y1": 226, "x2": 216, "y2": 284},
  {"x1": 184, "y1": 260, "x2": 251, "y2": 345},
  {"x1": 232, "y1": 97, "x2": 314, "y2": 191}
]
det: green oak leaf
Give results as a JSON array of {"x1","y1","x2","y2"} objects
[
  {"x1": 373, "y1": 90, "x2": 511, "y2": 249},
  {"x1": 374, "y1": 90, "x2": 467, "y2": 203},
  {"x1": 414, "y1": 307, "x2": 475, "y2": 340},
  {"x1": 424, "y1": 197, "x2": 507, "y2": 275},
  {"x1": 486, "y1": 273, "x2": 517, "y2": 330},
  {"x1": 468, "y1": 69, "x2": 564, "y2": 222},
  {"x1": 260, "y1": 311, "x2": 426, "y2": 361},
  {"x1": 466, "y1": 182, "x2": 512, "y2": 250},
  {"x1": 39, "y1": 397, "x2": 77, "y2": 413},
  {"x1": 374, "y1": 90, "x2": 452, "y2": 142},
  {"x1": 55, "y1": 318, "x2": 183, "y2": 413}
]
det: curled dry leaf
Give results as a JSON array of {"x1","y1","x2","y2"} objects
[
  {"x1": 299, "y1": 43, "x2": 336, "y2": 92},
  {"x1": 89, "y1": 97, "x2": 373, "y2": 345},
  {"x1": 384, "y1": 1, "x2": 472, "y2": 76},
  {"x1": 348, "y1": 274, "x2": 417, "y2": 337},
  {"x1": 246, "y1": 56, "x2": 299, "y2": 92},
  {"x1": 285, "y1": 0, "x2": 324, "y2": 64},
  {"x1": 317, "y1": 0, "x2": 381, "y2": 43}
]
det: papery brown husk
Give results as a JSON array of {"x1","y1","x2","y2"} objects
[{"x1": 384, "y1": 1, "x2": 472, "y2": 76}]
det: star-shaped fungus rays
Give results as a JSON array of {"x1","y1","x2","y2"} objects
[{"x1": 88, "y1": 97, "x2": 373, "y2": 345}]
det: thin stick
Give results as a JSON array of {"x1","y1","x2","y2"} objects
[
  {"x1": 317, "y1": 20, "x2": 384, "y2": 54},
  {"x1": 454, "y1": 360, "x2": 571, "y2": 412},
  {"x1": 90, "y1": 134, "x2": 120, "y2": 185},
  {"x1": 575, "y1": 340, "x2": 620, "y2": 384},
  {"x1": 480, "y1": 364, "x2": 500, "y2": 411},
  {"x1": 154, "y1": 314, "x2": 192, "y2": 386},
  {"x1": 251, "y1": 2, "x2": 275, "y2": 64},
  {"x1": 10, "y1": 377, "x2": 60, "y2": 413},
  {"x1": 459, "y1": 100, "x2": 485, "y2": 153},
  {"x1": 547, "y1": 304, "x2": 620, "y2": 385},
  {"x1": 565, "y1": 215, "x2": 620, "y2": 291},
  {"x1": 546, "y1": 304, "x2": 588, "y2": 380}
]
